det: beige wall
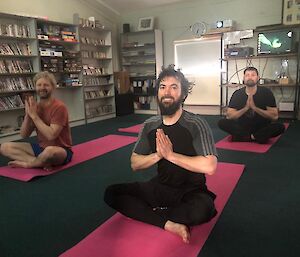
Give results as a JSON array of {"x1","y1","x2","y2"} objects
[
  {"x1": 120, "y1": 0, "x2": 283, "y2": 66},
  {"x1": 1, "y1": 0, "x2": 284, "y2": 71}
]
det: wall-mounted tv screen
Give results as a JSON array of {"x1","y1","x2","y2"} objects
[{"x1": 257, "y1": 30, "x2": 294, "y2": 55}]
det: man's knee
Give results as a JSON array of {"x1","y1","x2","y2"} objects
[
  {"x1": 187, "y1": 196, "x2": 217, "y2": 225},
  {"x1": 42, "y1": 146, "x2": 64, "y2": 163},
  {"x1": 104, "y1": 183, "x2": 136, "y2": 207},
  {"x1": 277, "y1": 123, "x2": 286, "y2": 134},
  {"x1": 0, "y1": 142, "x2": 13, "y2": 156},
  {"x1": 218, "y1": 118, "x2": 230, "y2": 130},
  {"x1": 189, "y1": 206, "x2": 216, "y2": 225},
  {"x1": 104, "y1": 184, "x2": 118, "y2": 206}
]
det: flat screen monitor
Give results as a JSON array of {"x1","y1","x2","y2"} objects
[{"x1": 257, "y1": 30, "x2": 294, "y2": 55}]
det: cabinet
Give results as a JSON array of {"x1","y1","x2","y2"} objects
[
  {"x1": 74, "y1": 14, "x2": 116, "y2": 123},
  {"x1": 221, "y1": 25, "x2": 300, "y2": 119},
  {"x1": 120, "y1": 29, "x2": 163, "y2": 114},
  {"x1": 36, "y1": 19, "x2": 85, "y2": 125},
  {"x1": 0, "y1": 13, "x2": 39, "y2": 138}
]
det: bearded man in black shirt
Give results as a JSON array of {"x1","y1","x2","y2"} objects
[
  {"x1": 218, "y1": 67, "x2": 285, "y2": 143},
  {"x1": 104, "y1": 66, "x2": 218, "y2": 243}
]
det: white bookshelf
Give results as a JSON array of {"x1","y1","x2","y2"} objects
[
  {"x1": 0, "y1": 12, "x2": 39, "y2": 138},
  {"x1": 74, "y1": 14, "x2": 116, "y2": 123}
]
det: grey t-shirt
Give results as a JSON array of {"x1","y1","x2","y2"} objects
[{"x1": 133, "y1": 111, "x2": 217, "y2": 190}]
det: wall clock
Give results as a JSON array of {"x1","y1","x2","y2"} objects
[{"x1": 190, "y1": 22, "x2": 206, "y2": 37}]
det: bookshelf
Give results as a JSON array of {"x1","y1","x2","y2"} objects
[
  {"x1": 121, "y1": 29, "x2": 163, "y2": 114},
  {"x1": 0, "y1": 12, "x2": 117, "y2": 142},
  {"x1": 0, "y1": 12, "x2": 39, "y2": 139},
  {"x1": 36, "y1": 19, "x2": 85, "y2": 125},
  {"x1": 221, "y1": 24, "x2": 300, "y2": 119},
  {"x1": 74, "y1": 14, "x2": 116, "y2": 123}
]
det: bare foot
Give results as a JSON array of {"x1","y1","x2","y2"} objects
[
  {"x1": 8, "y1": 160, "x2": 30, "y2": 168},
  {"x1": 43, "y1": 165, "x2": 53, "y2": 171},
  {"x1": 164, "y1": 220, "x2": 190, "y2": 243}
]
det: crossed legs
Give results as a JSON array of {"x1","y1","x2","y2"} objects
[
  {"x1": 0, "y1": 142, "x2": 67, "y2": 170},
  {"x1": 104, "y1": 180, "x2": 216, "y2": 243},
  {"x1": 218, "y1": 118, "x2": 285, "y2": 143}
]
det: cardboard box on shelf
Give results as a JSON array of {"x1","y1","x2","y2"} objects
[{"x1": 114, "y1": 71, "x2": 130, "y2": 94}]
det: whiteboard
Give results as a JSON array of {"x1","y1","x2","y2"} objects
[{"x1": 174, "y1": 36, "x2": 222, "y2": 105}]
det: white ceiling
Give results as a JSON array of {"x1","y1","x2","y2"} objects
[{"x1": 96, "y1": 0, "x2": 187, "y2": 15}]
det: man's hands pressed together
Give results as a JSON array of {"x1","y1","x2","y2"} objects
[
  {"x1": 156, "y1": 129, "x2": 173, "y2": 161},
  {"x1": 25, "y1": 96, "x2": 38, "y2": 120}
]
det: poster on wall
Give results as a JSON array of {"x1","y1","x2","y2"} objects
[
  {"x1": 174, "y1": 36, "x2": 222, "y2": 106},
  {"x1": 282, "y1": 0, "x2": 300, "y2": 25}
]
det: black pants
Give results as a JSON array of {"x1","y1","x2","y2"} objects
[
  {"x1": 104, "y1": 178, "x2": 217, "y2": 229},
  {"x1": 218, "y1": 118, "x2": 285, "y2": 143}
]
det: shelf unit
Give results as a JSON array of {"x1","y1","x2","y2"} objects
[
  {"x1": 36, "y1": 19, "x2": 85, "y2": 125},
  {"x1": 221, "y1": 25, "x2": 300, "y2": 119},
  {"x1": 0, "y1": 12, "x2": 39, "y2": 138},
  {"x1": 121, "y1": 29, "x2": 163, "y2": 114},
  {"x1": 0, "y1": 12, "x2": 119, "y2": 141},
  {"x1": 74, "y1": 14, "x2": 115, "y2": 123}
]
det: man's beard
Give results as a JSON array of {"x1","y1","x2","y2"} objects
[
  {"x1": 245, "y1": 79, "x2": 257, "y2": 87},
  {"x1": 37, "y1": 90, "x2": 51, "y2": 99},
  {"x1": 158, "y1": 97, "x2": 182, "y2": 115}
]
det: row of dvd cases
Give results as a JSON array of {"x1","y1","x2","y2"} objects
[{"x1": 0, "y1": 12, "x2": 115, "y2": 140}]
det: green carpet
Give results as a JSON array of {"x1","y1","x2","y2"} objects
[{"x1": 0, "y1": 114, "x2": 299, "y2": 257}]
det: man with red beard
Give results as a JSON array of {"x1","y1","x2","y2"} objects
[
  {"x1": 218, "y1": 67, "x2": 285, "y2": 143},
  {"x1": 0, "y1": 71, "x2": 73, "y2": 170},
  {"x1": 105, "y1": 65, "x2": 218, "y2": 243}
]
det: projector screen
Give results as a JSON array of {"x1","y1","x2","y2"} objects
[{"x1": 174, "y1": 36, "x2": 222, "y2": 105}]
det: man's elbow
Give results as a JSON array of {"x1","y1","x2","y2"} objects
[
  {"x1": 225, "y1": 113, "x2": 232, "y2": 119},
  {"x1": 205, "y1": 157, "x2": 218, "y2": 175},
  {"x1": 226, "y1": 113, "x2": 236, "y2": 120},
  {"x1": 206, "y1": 165, "x2": 217, "y2": 175},
  {"x1": 131, "y1": 162, "x2": 137, "y2": 171},
  {"x1": 272, "y1": 113, "x2": 279, "y2": 121},
  {"x1": 20, "y1": 130, "x2": 29, "y2": 138},
  {"x1": 46, "y1": 132, "x2": 60, "y2": 141},
  {"x1": 20, "y1": 133, "x2": 27, "y2": 139},
  {"x1": 130, "y1": 155, "x2": 138, "y2": 172}
]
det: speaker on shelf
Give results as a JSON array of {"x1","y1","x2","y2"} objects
[{"x1": 123, "y1": 23, "x2": 130, "y2": 33}]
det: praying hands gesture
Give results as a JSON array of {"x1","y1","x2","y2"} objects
[
  {"x1": 25, "y1": 96, "x2": 38, "y2": 120},
  {"x1": 131, "y1": 128, "x2": 216, "y2": 175},
  {"x1": 246, "y1": 93, "x2": 278, "y2": 121},
  {"x1": 247, "y1": 94, "x2": 257, "y2": 112},
  {"x1": 156, "y1": 129, "x2": 173, "y2": 160}
]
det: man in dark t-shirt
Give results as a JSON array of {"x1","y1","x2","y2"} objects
[
  {"x1": 104, "y1": 66, "x2": 218, "y2": 243},
  {"x1": 218, "y1": 67, "x2": 285, "y2": 143}
]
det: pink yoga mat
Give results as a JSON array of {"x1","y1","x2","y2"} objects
[
  {"x1": 216, "y1": 123, "x2": 289, "y2": 153},
  {"x1": 0, "y1": 135, "x2": 137, "y2": 182},
  {"x1": 118, "y1": 124, "x2": 143, "y2": 134},
  {"x1": 60, "y1": 162, "x2": 244, "y2": 257}
]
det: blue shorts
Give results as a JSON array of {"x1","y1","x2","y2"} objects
[{"x1": 30, "y1": 143, "x2": 73, "y2": 165}]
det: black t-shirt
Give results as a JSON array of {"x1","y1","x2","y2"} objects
[
  {"x1": 133, "y1": 111, "x2": 217, "y2": 191},
  {"x1": 229, "y1": 86, "x2": 276, "y2": 127}
]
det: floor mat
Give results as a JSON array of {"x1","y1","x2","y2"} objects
[
  {"x1": 118, "y1": 124, "x2": 143, "y2": 133},
  {"x1": 0, "y1": 135, "x2": 137, "y2": 182},
  {"x1": 59, "y1": 162, "x2": 244, "y2": 257},
  {"x1": 215, "y1": 123, "x2": 288, "y2": 153}
]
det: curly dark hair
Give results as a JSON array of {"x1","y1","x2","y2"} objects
[
  {"x1": 155, "y1": 65, "x2": 193, "y2": 103},
  {"x1": 244, "y1": 66, "x2": 259, "y2": 76}
]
